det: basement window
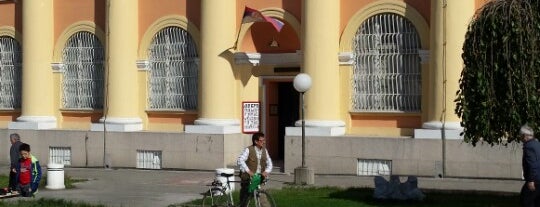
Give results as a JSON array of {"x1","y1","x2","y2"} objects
[
  {"x1": 137, "y1": 150, "x2": 162, "y2": 169},
  {"x1": 49, "y1": 147, "x2": 72, "y2": 166},
  {"x1": 357, "y1": 159, "x2": 391, "y2": 176}
]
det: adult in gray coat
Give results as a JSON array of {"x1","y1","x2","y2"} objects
[
  {"x1": 9, "y1": 133, "x2": 22, "y2": 192},
  {"x1": 520, "y1": 124, "x2": 540, "y2": 207}
]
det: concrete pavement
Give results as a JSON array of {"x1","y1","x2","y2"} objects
[{"x1": 1, "y1": 166, "x2": 524, "y2": 207}]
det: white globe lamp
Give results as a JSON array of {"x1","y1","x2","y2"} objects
[{"x1": 293, "y1": 73, "x2": 312, "y2": 93}]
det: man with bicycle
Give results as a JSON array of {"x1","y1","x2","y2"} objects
[{"x1": 237, "y1": 132, "x2": 273, "y2": 207}]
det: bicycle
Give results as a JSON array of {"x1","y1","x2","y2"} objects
[{"x1": 201, "y1": 172, "x2": 276, "y2": 207}]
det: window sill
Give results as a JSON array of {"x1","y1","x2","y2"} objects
[
  {"x1": 60, "y1": 108, "x2": 103, "y2": 114},
  {"x1": 145, "y1": 109, "x2": 198, "y2": 115},
  {"x1": 0, "y1": 108, "x2": 21, "y2": 113},
  {"x1": 349, "y1": 111, "x2": 421, "y2": 116}
]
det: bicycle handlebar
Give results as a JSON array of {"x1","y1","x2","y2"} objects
[{"x1": 209, "y1": 173, "x2": 269, "y2": 186}]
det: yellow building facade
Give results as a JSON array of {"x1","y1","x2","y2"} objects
[
  {"x1": 0, "y1": 0, "x2": 486, "y2": 135},
  {"x1": 2, "y1": 0, "x2": 518, "y2": 178}
]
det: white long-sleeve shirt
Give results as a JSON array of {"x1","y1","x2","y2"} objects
[{"x1": 237, "y1": 146, "x2": 273, "y2": 174}]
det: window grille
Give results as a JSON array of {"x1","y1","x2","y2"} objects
[
  {"x1": 136, "y1": 150, "x2": 162, "y2": 169},
  {"x1": 148, "y1": 26, "x2": 198, "y2": 110},
  {"x1": 357, "y1": 159, "x2": 392, "y2": 176},
  {"x1": 353, "y1": 13, "x2": 421, "y2": 112},
  {"x1": 62, "y1": 31, "x2": 104, "y2": 109},
  {"x1": 0, "y1": 36, "x2": 22, "y2": 109},
  {"x1": 49, "y1": 147, "x2": 71, "y2": 166}
]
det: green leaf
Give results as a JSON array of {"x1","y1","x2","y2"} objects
[{"x1": 458, "y1": 0, "x2": 540, "y2": 146}]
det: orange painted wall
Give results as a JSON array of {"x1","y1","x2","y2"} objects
[
  {"x1": 351, "y1": 115, "x2": 421, "y2": 129},
  {"x1": 0, "y1": 2, "x2": 21, "y2": 34},
  {"x1": 61, "y1": 111, "x2": 102, "y2": 129},
  {"x1": 138, "y1": 0, "x2": 200, "y2": 43},
  {"x1": 475, "y1": 0, "x2": 490, "y2": 10},
  {"x1": 237, "y1": 0, "x2": 301, "y2": 26},
  {"x1": 147, "y1": 113, "x2": 197, "y2": 124},
  {"x1": 240, "y1": 0, "x2": 430, "y2": 53},
  {"x1": 341, "y1": 0, "x2": 430, "y2": 35},
  {"x1": 62, "y1": 112, "x2": 102, "y2": 122},
  {"x1": 146, "y1": 113, "x2": 196, "y2": 132},
  {"x1": 54, "y1": 0, "x2": 106, "y2": 42},
  {"x1": 403, "y1": 0, "x2": 430, "y2": 23},
  {"x1": 342, "y1": 0, "x2": 427, "y2": 131},
  {"x1": 240, "y1": 23, "x2": 300, "y2": 53},
  {"x1": 238, "y1": 0, "x2": 301, "y2": 53},
  {"x1": 0, "y1": 3, "x2": 20, "y2": 128},
  {"x1": 0, "y1": 3, "x2": 15, "y2": 28},
  {"x1": 0, "y1": 111, "x2": 20, "y2": 128},
  {"x1": 264, "y1": 80, "x2": 279, "y2": 158},
  {"x1": 53, "y1": 0, "x2": 105, "y2": 128}
]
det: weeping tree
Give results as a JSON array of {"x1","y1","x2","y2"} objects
[{"x1": 456, "y1": 0, "x2": 540, "y2": 146}]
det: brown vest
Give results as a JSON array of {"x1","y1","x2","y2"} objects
[{"x1": 241, "y1": 145, "x2": 267, "y2": 180}]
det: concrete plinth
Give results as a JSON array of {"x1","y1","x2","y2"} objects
[{"x1": 294, "y1": 166, "x2": 315, "y2": 185}]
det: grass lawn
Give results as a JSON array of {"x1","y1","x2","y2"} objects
[
  {"x1": 0, "y1": 198, "x2": 105, "y2": 207},
  {"x1": 0, "y1": 173, "x2": 521, "y2": 207},
  {"x1": 0, "y1": 174, "x2": 103, "y2": 207},
  {"x1": 178, "y1": 186, "x2": 520, "y2": 207}
]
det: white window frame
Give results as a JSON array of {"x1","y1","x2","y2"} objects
[
  {"x1": 0, "y1": 36, "x2": 22, "y2": 109},
  {"x1": 148, "y1": 26, "x2": 199, "y2": 110},
  {"x1": 62, "y1": 31, "x2": 104, "y2": 109},
  {"x1": 352, "y1": 13, "x2": 422, "y2": 112}
]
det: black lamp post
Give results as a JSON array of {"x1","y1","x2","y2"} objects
[{"x1": 293, "y1": 73, "x2": 314, "y2": 184}]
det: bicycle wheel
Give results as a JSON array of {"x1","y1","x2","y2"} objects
[
  {"x1": 246, "y1": 191, "x2": 276, "y2": 207},
  {"x1": 202, "y1": 188, "x2": 230, "y2": 207}
]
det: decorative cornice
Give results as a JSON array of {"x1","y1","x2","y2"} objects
[
  {"x1": 234, "y1": 52, "x2": 301, "y2": 66},
  {"x1": 136, "y1": 60, "x2": 149, "y2": 71},
  {"x1": 338, "y1": 52, "x2": 355, "y2": 65},
  {"x1": 337, "y1": 51, "x2": 429, "y2": 66},
  {"x1": 51, "y1": 62, "x2": 64, "y2": 73}
]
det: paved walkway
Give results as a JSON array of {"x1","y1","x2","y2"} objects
[{"x1": 1, "y1": 166, "x2": 524, "y2": 207}]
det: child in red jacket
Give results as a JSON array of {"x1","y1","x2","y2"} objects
[{"x1": 15, "y1": 143, "x2": 42, "y2": 197}]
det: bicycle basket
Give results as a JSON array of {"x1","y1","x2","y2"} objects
[{"x1": 248, "y1": 173, "x2": 262, "y2": 193}]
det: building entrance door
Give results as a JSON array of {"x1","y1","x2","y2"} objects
[
  {"x1": 264, "y1": 79, "x2": 299, "y2": 165},
  {"x1": 277, "y1": 82, "x2": 299, "y2": 159}
]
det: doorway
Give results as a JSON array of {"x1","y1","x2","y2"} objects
[
  {"x1": 277, "y1": 82, "x2": 299, "y2": 159},
  {"x1": 264, "y1": 79, "x2": 299, "y2": 163}
]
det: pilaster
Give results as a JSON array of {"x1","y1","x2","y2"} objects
[
  {"x1": 288, "y1": 0, "x2": 344, "y2": 136},
  {"x1": 415, "y1": 0, "x2": 474, "y2": 139},
  {"x1": 186, "y1": 0, "x2": 239, "y2": 134},
  {"x1": 10, "y1": 0, "x2": 56, "y2": 130},
  {"x1": 92, "y1": 0, "x2": 142, "y2": 132}
]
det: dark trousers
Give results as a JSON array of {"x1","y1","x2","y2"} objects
[
  {"x1": 239, "y1": 176, "x2": 250, "y2": 207},
  {"x1": 521, "y1": 182, "x2": 540, "y2": 207},
  {"x1": 17, "y1": 183, "x2": 32, "y2": 197},
  {"x1": 8, "y1": 169, "x2": 16, "y2": 191}
]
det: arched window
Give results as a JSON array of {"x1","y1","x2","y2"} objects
[
  {"x1": 148, "y1": 26, "x2": 198, "y2": 110},
  {"x1": 62, "y1": 31, "x2": 104, "y2": 109},
  {"x1": 352, "y1": 13, "x2": 421, "y2": 112},
  {"x1": 0, "y1": 36, "x2": 22, "y2": 109}
]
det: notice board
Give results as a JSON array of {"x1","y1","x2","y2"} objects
[{"x1": 242, "y1": 102, "x2": 260, "y2": 133}]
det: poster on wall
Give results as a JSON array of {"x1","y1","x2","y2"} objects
[{"x1": 242, "y1": 101, "x2": 260, "y2": 134}]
